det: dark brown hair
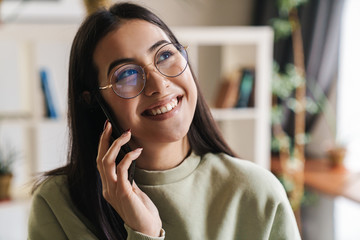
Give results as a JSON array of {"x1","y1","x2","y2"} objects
[{"x1": 41, "y1": 2, "x2": 235, "y2": 239}]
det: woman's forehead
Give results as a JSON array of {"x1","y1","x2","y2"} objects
[
  {"x1": 93, "y1": 19, "x2": 172, "y2": 81},
  {"x1": 102, "y1": 20, "x2": 170, "y2": 55}
]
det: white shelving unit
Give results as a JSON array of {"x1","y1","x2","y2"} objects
[
  {"x1": 174, "y1": 26, "x2": 273, "y2": 169},
  {"x1": 0, "y1": 23, "x2": 79, "y2": 239},
  {"x1": 0, "y1": 24, "x2": 79, "y2": 196}
]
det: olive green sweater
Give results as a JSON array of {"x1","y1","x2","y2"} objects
[{"x1": 28, "y1": 152, "x2": 301, "y2": 240}]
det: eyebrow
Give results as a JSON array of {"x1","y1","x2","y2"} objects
[
  {"x1": 147, "y1": 39, "x2": 169, "y2": 53},
  {"x1": 107, "y1": 39, "x2": 170, "y2": 76},
  {"x1": 107, "y1": 58, "x2": 134, "y2": 76}
]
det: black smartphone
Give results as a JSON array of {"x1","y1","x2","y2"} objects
[{"x1": 95, "y1": 94, "x2": 136, "y2": 184}]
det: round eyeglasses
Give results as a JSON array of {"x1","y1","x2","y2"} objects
[{"x1": 99, "y1": 43, "x2": 188, "y2": 99}]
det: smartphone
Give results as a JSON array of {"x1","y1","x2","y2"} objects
[{"x1": 95, "y1": 94, "x2": 136, "y2": 184}]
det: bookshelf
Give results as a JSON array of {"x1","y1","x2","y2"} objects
[
  {"x1": 0, "y1": 24, "x2": 79, "y2": 198},
  {"x1": 174, "y1": 26, "x2": 273, "y2": 169}
]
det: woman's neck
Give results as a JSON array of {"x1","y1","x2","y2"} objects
[{"x1": 134, "y1": 137, "x2": 190, "y2": 171}]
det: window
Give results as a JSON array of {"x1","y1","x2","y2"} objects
[{"x1": 338, "y1": 0, "x2": 360, "y2": 171}]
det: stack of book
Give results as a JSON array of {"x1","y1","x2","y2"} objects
[{"x1": 214, "y1": 67, "x2": 255, "y2": 109}]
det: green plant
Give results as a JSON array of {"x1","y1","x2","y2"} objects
[
  {"x1": 271, "y1": 0, "x2": 342, "y2": 215},
  {"x1": 0, "y1": 142, "x2": 17, "y2": 175},
  {"x1": 271, "y1": 62, "x2": 319, "y2": 154},
  {"x1": 270, "y1": 0, "x2": 310, "y2": 215}
]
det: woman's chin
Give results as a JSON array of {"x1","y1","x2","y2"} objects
[{"x1": 136, "y1": 127, "x2": 189, "y2": 146}]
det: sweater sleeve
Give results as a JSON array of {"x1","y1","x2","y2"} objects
[
  {"x1": 28, "y1": 193, "x2": 69, "y2": 240},
  {"x1": 125, "y1": 224, "x2": 165, "y2": 240},
  {"x1": 268, "y1": 199, "x2": 302, "y2": 240}
]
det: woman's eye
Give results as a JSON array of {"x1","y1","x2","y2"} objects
[
  {"x1": 116, "y1": 69, "x2": 138, "y2": 82},
  {"x1": 157, "y1": 51, "x2": 174, "y2": 64}
]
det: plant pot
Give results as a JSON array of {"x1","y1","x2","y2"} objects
[
  {"x1": 327, "y1": 146, "x2": 347, "y2": 168},
  {"x1": 83, "y1": 0, "x2": 111, "y2": 15},
  {"x1": 0, "y1": 173, "x2": 12, "y2": 201}
]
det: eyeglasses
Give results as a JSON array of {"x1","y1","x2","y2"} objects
[{"x1": 99, "y1": 43, "x2": 188, "y2": 99}]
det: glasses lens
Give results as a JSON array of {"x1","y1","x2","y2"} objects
[
  {"x1": 155, "y1": 43, "x2": 188, "y2": 77},
  {"x1": 111, "y1": 64, "x2": 145, "y2": 98}
]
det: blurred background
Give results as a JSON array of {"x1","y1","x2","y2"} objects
[{"x1": 0, "y1": 0, "x2": 359, "y2": 239}]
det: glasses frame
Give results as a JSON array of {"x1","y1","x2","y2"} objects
[{"x1": 98, "y1": 43, "x2": 188, "y2": 99}]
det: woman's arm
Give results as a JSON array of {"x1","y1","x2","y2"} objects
[
  {"x1": 28, "y1": 177, "x2": 99, "y2": 240},
  {"x1": 28, "y1": 194, "x2": 69, "y2": 240},
  {"x1": 268, "y1": 201, "x2": 302, "y2": 240}
]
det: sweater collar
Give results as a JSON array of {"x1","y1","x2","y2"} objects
[{"x1": 134, "y1": 152, "x2": 201, "y2": 186}]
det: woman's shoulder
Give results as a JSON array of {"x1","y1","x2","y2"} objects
[
  {"x1": 32, "y1": 174, "x2": 69, "y2": 200},
  {"x1": 201, "y1": 152, "x2": 273, "y2": 177},
  {"x1": 201, "y1": 152, "x2": 287, "y2": 199},
  {"x1": 198, "y1": 153, "x2": 300, "y2": 238},
  {"x1": 29, "y1": 175, "x2": 100, "y2": 239}
]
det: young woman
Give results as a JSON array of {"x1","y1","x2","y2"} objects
[{"x1": 28, "y1": 3, "x2": 301, "y2": 240}]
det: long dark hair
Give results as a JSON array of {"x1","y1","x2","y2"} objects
[{"x1": 39, "y1": 2, "x2": 236, "y2": 239}]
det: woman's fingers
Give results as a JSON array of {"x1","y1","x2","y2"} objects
[
  {"x1": 116, "y1": 148, "x2": 142, "y2": 190},
  {"x1": 97, "y1": 120, "x2": 111, "y2": 158},
  {"x1": 97, "y1": 121, "x2": 112, "y2": 198},
  {"x1": 102, "y1": 130, "x2": 131, "y2": 183},
  {"x1": 97, "y1": 121, "x2": 132, "y2": 200}
]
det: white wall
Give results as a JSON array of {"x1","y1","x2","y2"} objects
[
  {"x1": 1, "y1": 0, "x2": 254, "y2": 26},
  {"x1": 0, "y1": 0, "x2": 85, "y2": 22},
  {"x1": 338, "y1": 0, "x2": 360, "y2": 171},
  {"x1": 134, "y1": 0, "x2": 254, "y2": 26}
]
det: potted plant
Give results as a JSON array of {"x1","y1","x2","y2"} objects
[
  {"x1": 83, "y1": 0, "x2": 111, "y2": 15},
  {"x1": 0, "y1": 143, "x2": 16, "y2": 201}
]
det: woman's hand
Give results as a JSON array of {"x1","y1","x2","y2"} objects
[{"x1": 97, "y1": 121, "x2": 162, "y2": 237}]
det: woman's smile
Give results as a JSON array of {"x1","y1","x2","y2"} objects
[{"x1": 142, "y1": 95, "x2": 183, "y2": 120}]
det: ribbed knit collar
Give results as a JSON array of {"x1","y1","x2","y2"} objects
[{"x1": 134, "y1": 152, "x2": 201, "y2": 186}]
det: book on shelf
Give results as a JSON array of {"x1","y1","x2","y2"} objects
[
  {"x1": 40, "y1": 69, "x2": 58, "y2": 119},
  {"x1": 214, "y1": 70, "x2": 241, "y2": 108},
  {"x1": 235, "y1": 68, "x2": 255, "y2": 108},
  {"x1": 214, "y1": 68, "x2": 255, "y2": 109}
]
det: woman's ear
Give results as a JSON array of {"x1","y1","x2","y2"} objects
[{"x1": 82, "y1": 91, "x2": 92, "y2": 105}]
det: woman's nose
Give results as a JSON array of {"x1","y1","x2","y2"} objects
[{"x1": 143, "y1": 66, "x2": 169, "y2": 96}]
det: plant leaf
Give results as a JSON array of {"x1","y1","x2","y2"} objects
[
  {"x1": 277, "y1": 0, "x2": 309, "y2": 16},
  {"x1": 271, "y1": 18, "x2": 293, "y2": 41}
]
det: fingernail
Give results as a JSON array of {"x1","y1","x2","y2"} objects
[
  {"x1": 134, "y1": 148, "x2": 143, "y2": 154},
  {"x1": 123, "y1": 128, "x2": 131, "y2": 135},
  {"x1": 103, "y1": 119, "x2": 109, "y2": 131}
]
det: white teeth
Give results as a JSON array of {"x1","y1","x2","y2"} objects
[
  {"x1": 166, "y1": 103, "x2": 172, "y2": 111},
  {"x1": 161, "y1": 106, "x2": 167, "y2": 113},
  {"x1": 148, "y1": 98, "x2": 179, "y2": 116},
  {"x1": 170, "y1": 100, "x2": 176, "y2": 108}
]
